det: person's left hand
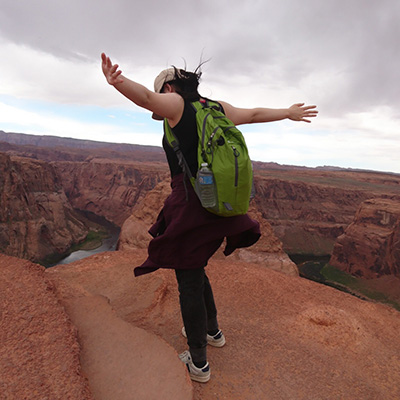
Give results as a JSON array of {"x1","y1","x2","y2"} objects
[
  {"x1": 101, "y1": 53, "x2": 123, "y2": 85},
  {"x1": 288, "y1": 103, "x2": 318, "y2": 123}
]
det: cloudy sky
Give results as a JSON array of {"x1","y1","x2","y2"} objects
[{"x1": 1, "y1": 0, "x2": 399, "y2": 173}]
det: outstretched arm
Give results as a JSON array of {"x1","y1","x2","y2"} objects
[
  {"x1": 101, "y1": 53, "x2": 183, "y2": 122},
  {"x1": 219, "y1": 101, "x2": 318, "y2": 125}
]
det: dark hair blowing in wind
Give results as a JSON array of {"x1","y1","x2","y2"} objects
[{"x1": 166, "y1": 62, "x2": 206, "y2": 101}]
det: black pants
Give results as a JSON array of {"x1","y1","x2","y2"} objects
[{"x1": 175, "y1": 267, "x2": 219, "y2": 364}]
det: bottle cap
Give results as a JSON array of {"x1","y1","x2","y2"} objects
[{"x1": 201, "y1": 163, "x2": 208, "y2": 167}]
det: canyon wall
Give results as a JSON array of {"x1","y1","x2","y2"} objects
[
  {"x1": 54, "y1": 159, "x2": 400, "y2": 259},
  {"x1": 53, "y1": 159, "x2": 168, "y2": 227},
  {"x1": 0, "y1": 136, "x2": 169, "y2": 262},
  {"x1": 2, "y1": 133, "x2": 400, "y2": 270},
  {"x1": 254, "y1": 177, "x2": 360, "y2": 255},
  {"x1": 253, "y1": 168, "x2": 400, "y2": 255},
  {"x1": 330, "y1": 198, "x2": 400, "y2": 278},
  {"x1": 0, "y1": 153, "x2": 88, "y2": 262}
]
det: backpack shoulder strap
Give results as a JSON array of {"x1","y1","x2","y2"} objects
[
  {"x1": 163, "y1": 118, "x2": 176, "y2": 148},
  {"x1": 163, "y1": 118, "x2": 195, "y2": 182}
]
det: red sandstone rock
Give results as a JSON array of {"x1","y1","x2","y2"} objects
[
  {"x1": 0, "y1": 153, "x2": 88, "y2": 262},
  {"x1": 0, "y1": 254, "x2": 93, "y2": 399},
  {"x1": 3, "y1": 239, "x2": 400, "y2": 399},
  {"x1": 47, "y1": 250, "x2": 400, "y2": 400},
  {"x1": 253, "y1": 174, "x2": 397, "y2": 255},
  {"x1": 117, "y1": 179, "x2": 171, "y2": 250},
  {"x1": 48, "y1": 252, "x2": 193, "y2": 400},
  {"x1": 54, "y1": 159, "x2": 169, "y2": 226},
  {"x1": 330, "y1": 198, "x2": 400, "y2": 278}
]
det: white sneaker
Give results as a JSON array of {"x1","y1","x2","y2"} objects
[
  {"x1": 181, "y1": 327, "x2": 226, "y2": 348},
  {"x1": 178, "y1": 350, "x2": 210, "y2": 383}
]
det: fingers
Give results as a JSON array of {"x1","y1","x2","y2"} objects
[
  {"x1": 303, "y1": 105, "x2": 317, "y2": 111},
  {"x1": 114, "y1": 70, "x2": 123, "y2": 80},
  {"x1": 101, "y1": 53, "x2": 123, "y2": 85},
  {"x1": 110, "y1": 64, "x2": 122, "y2": 78},
  {"x1": 304, "y1": 110, "x2": 318, "y2": 116},
  {"x1": 301, "y1": 105, "x2": 318, "y2": 122},
  {"x1": 101, "y1": 53, "x2": 113, "y2": 70},
  {"x1": 302, "y1": 113, "x2": 317, "y2": 121},
  {"x1": 101, "y1": 53, "x2": 114, "y2": 69},
  {"x1": 299, "y1": 107, "x2": 317, "y2": 122},
  {"x1": 101, "y1": 53, "x2": 107, "y2": 69}
]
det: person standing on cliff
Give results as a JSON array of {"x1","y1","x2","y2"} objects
[{"x1": 101, "y1": 52, "x2": 318, "y2": 383}]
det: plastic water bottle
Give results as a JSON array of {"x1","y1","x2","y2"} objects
[{"x1": 197, "y1": 163, "x2": 217, "y2": 208}]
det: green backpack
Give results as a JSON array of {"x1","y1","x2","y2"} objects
[{"x1": 164, "y1": 99, "x2": 253, "y2": 217}]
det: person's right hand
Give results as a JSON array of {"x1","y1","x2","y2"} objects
[{"x1": 101, "y1": 53, "x2": 123, "y2": 85}]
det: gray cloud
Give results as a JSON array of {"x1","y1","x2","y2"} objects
[{"x1": 1, "y1": 0, "x2": 399, "y2": 117}]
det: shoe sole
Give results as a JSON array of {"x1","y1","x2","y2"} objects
[{"x1": 190, "y1": 372, "x2": 210, "y2": 383}]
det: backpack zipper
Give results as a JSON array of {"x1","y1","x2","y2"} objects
[
  {"x1": 232, "y1": 146, "x2": 239, "y2": 187},
  {"x1": 202, "y1": 113, "x2": 211, "y2": 148}
]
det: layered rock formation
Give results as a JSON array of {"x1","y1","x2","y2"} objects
[
  {"x1": 0, "y1": 153, "x2": 88, "y2": 262},
  {"x1": 53, "y1": 159, "x2": 168, "y2": 227},
  {"x1": 2, "y1": 132, "x2": 400, "y2": 269},
  {"x1": 253, "y1": 168, "x2": 400, "y2": 255},
  {"x1": 330, "y1": 198, "x2": 400, "y2": 278},
  {"x1": 55, "y1": 158, "x2": 400, "y2": 259}
]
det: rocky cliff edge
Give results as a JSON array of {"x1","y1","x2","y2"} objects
[{"x1": 2, "y1": 250, "x2": 400, "y2": 399}]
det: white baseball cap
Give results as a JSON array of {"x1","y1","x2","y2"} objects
[{"x1": 154, "y1": 67, "x2": 176, "y2": 93}]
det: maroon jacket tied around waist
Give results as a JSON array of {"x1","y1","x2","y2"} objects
[{"x1": 134, "y1": 173, "x2": 260, "y2": 276}]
